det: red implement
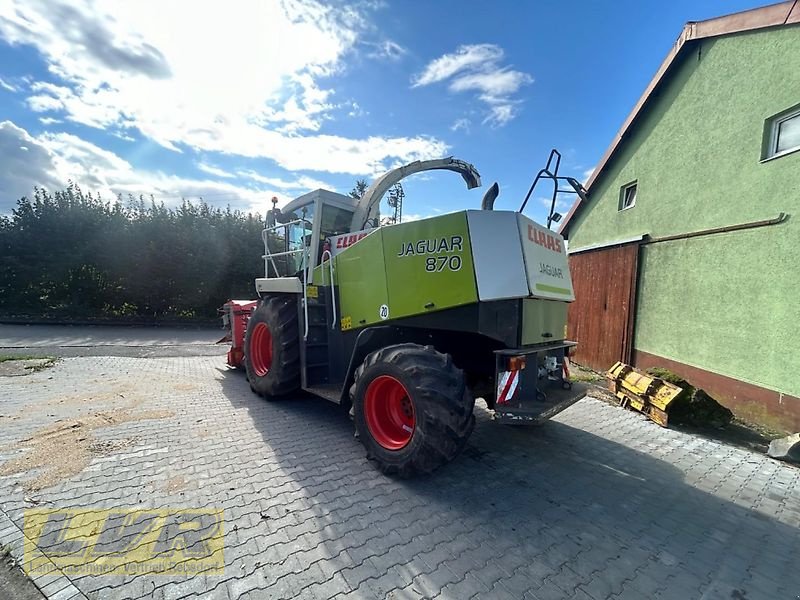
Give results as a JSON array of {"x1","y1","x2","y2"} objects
[{"x1": 219, "y1": 300, "x2": 258, "y2": 368}]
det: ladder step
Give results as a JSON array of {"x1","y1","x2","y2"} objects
[{"x1": 304, "y1": 383, "x2": 341, "y2": 403}]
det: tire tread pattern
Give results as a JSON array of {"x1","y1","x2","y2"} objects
[
  {"x1": 350, "y1": 343, "x2": 475, "y2": 477},
  {"x1": 245, "y1": 295, "x2": 300, "y2": 398}
]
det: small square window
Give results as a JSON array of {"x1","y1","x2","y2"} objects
[
  {"x1": 619, "y1": 182, "x2": 637, "y2": 211},
  {"x1": 766, "y1": 107, "x2": 800, "y2": 159}
]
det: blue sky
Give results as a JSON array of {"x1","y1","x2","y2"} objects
[{"x1": 0, "y1": 0, "x2": 765, "y2": 223}]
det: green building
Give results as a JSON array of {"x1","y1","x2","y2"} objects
[{"x1": 560, "y1": 2, "x2": 800, "y2": 431}]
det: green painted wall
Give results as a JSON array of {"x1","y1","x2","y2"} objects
[{"x1": 567, "y1": 26, "x2": 800, "y2": 397}]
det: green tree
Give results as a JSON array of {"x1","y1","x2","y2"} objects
[
  {"x1": 0, "y1": 186, "x2": 265, "y2": 320},
  {"x1": 348, "y1": 179, "x2": 368, "y2": 199},
  {"x1": 349, "y1": 179, "x2": 405, "y2": 225}
]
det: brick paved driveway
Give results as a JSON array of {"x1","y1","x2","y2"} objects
[{"x1": 0, "y1": 349, "x2": 798, "y2": 599}]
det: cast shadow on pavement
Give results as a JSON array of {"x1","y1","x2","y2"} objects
[{"x1": 216, "y1": 367, "x2": 796, "y2": 600}]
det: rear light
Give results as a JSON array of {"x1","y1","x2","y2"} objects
[{"x1": 508, "y1": 356, "x2": 526, "y2": 371}]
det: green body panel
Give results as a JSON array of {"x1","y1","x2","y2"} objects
[
  {"x1": 381, "y1": 212, "x2": 477, "y2": 320},
  {"x1": 309, "y1": 210, "x2": 571, "y2": 345},
  {"x1": 310, "y1": 264, "x2": 325, "y2": 286},
  {"x1": 521, "y1": 299, "x2": 568, "y2": 346},
  {"x1": 566, "y1": 26, "x2": 800, "y2": 398},
  {"x1": 333, "y1": 229, "x2": 389, "y2": 329}
]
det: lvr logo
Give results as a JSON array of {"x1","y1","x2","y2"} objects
[{"x1": 528, "y1": 225, "x2": 562, "y2": 253}]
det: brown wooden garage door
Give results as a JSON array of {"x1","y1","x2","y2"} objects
[{"x1": 567, "y1": 243, "x2": 639, "y2": 373}]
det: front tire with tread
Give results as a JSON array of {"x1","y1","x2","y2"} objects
[{"x1": 244, "y1": 296, "x2": 300, "y2": 399}]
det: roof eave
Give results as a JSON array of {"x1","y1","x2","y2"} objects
[{"x1": 559, "y1": 0, "x2": 800, "y2": 236}]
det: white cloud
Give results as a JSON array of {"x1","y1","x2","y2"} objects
[
  {"x1": 583, "y1": 167, "x2": 596, "y2": 183},
  {"x1": 237, "y1": 171, "x2": 333, "y2": 192},
  {"x1": 347, "y1": 101, "x2": 367, "y2": 118},
  {"x1": 412, "y1": 43, "x2": 532, "y2": 127},
  {"x1": 0, "y1": 76, "x2": 18, "y2": 92},
  {"x1": 450, "y1": 118, "x2": 471, "y2": 133},
  {"x1": 197, "y1": 162, "x2": 235, "y2": 179},
  {"x1": 484, "y1": 104, "x2": 516, "y2": 127},
  {"x1": 0, "y1": 0, "x2": 447, "y2": 175},
  {"x1": 411, "y1": 44, "x2": 503, "y2": 87},
  {"x1": 0, "y1": 120, "x2": 288, "y2": 214},
  {"x1": 0, "y1": 121, "x2": 63, "y2": 201},
  {"x1": 366, "y1": 39, "x2": 407, "y2": 61},
  {"x1": 448, "y1": 69, "x2": 531, "y2": 97}
]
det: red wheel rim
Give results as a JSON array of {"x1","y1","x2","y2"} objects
[
  {"x1": 364, "y1": 375, "x2": 415, "y2": 450},
  {"x1": 250, "y1": 322, "x2": 273, "y2": 377}
]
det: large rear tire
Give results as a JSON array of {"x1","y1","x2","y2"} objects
[
  {"x1": 244, "y1": 296, "x2": 300, "y2": 398},
  {"x1": 350, "y1": 343, "x2": 475, "y2": 477}
]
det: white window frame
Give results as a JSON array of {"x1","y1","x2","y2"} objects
[
  {"x1": 619, "y1": 181, "x2": 637, "y2": 211},
  {"x1": 766, "y1": 107, "x2": 800, "y2": 160}
]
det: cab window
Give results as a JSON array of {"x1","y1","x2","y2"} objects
[
  {"x1": 266, "y1": 202, "x2": 314, "y2": 276},
  {"x1": 320, "y1": 204, "x2": 353, "y2": 238}
]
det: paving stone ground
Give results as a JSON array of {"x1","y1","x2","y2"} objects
[{"x1": 0, "y1": 352, "x2": 798, "y2": 600}]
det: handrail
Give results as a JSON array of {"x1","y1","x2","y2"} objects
[
  {"x1": 261, "y1": 217, "x2": 312, "y2": 278},
  {"x1": 320, "y1": 251, "x2": 336, "y2": 329},
  {"x1": 261, "y1": 249, "x2": 306, "y2": 258},
  {"x1": 302, "y1": 240, "x2": 309, "y2": 340},
  {"x1": 518, "y1": 149, "x2": 588, "y2": 230},
  {"x1": 302, "y1": 232, "x2": 308, "y2": 341}
]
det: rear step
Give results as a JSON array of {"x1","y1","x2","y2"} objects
[
  {"x1": 492, "y1": 342, "x2": 587, "y2": 425},
  {"x1": 493, "y1": 382, "x2": 588, "y2": 424}
]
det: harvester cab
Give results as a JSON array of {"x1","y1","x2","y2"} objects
[
  {"x1": 222, "y1": 151, "x2": 589, "y2": 476},
  {"x1": 260, "y1": 191, "x2": 352, "y2": 277}
]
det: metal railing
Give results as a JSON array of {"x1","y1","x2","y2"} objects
[
  {"x1": 260, "y1": 217, "x2": 312, "y2": 339},
  {"x1": 260, "y1": 217, "x2": 312, "y2": 279}
]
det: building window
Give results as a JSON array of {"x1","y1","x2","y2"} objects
[
  {"x1": 766, "y1": 107, "x2": 800, "y2": 159},
  {"x1": 619, "y1": 181, "x2": 637, "y2": 211}
]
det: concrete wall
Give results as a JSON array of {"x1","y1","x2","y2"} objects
[{"x1": 567, "y1": 26, "x2": 800, "y2": 413}]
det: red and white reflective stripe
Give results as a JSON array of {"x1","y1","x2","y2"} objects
[{"x1": 496, "y1": 370, "x2": 519, "y2": 405}]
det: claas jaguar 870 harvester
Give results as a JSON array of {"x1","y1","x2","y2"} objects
[{"x1": 221, "y1": 151, "x2": 589, "y2": 476}]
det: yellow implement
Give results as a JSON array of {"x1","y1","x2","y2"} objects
[{"x1": 606, "y1": 362, "x2": 683, "y2": 427}]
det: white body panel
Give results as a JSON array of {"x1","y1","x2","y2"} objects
[
  {"x1": 466, "y1": 210, "x2": 574, "y2": 302},
  {"x1": 466, "y1": 211, "x2": 530, "y2": 301},
  {"x1": 281, "y1": 189, "x2": 355, "y2": 214},
  {"x1": 255, "y1": 277, "x2": 302, "y2": 294},
  {"x1": 516, "y1": 214, "x2": 575, "y2": 301}
]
